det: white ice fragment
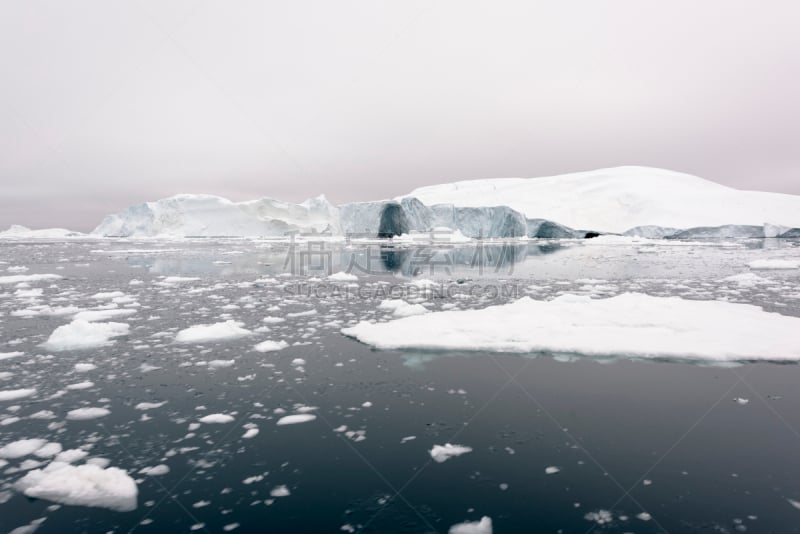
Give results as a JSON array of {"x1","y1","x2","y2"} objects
[
  {"x1": 253, "y1": 340, "x2": 289, "y2": 353},
  {"x1": 175, "y1": 321, "x2": 252, "y2": 344},
  {"x1": 429, "y1": 443, "x2": 473, "y2": 463},
  {"x1": 448, "y1": 516, "x2": 493, "y2": 534},
  {"x1": 66, "y1": 407, "x2": 110, "y2": 421},
  {"x1": 198, "y1": 414, "x2": 235, "y2": 424},
  {"x1": 276, "y1": 414, "x2": 316, "y2": 426},
  {"x1": 42, "y1": 320, "x2": 129, "y2": 351}
]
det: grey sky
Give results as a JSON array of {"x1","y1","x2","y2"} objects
[{"x1": 1, "y1": 0, "x2": 799, "y2": 231}]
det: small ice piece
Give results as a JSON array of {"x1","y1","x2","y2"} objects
[
  {"x1": 429, "y1": 443, "x2": 473, "y2": 463},
  {"x1": 66, "y1": 382, "x2": 94, "y2": 391},
  {"x1": 66, "y1": 408, "x2": 110, "y2": 421},
  {"x1": 262, "y1": 316, "x2": 286, "y2": 324},
  {"x1": 636, "y1": 512, "x2": 652, "y2": 521},
  {"x1": 448, "y1": 516, "x2": 493, "y2": 534},
  {"x1": 134, "y1": 402, "x2": 167, "y2": 411},
  {"x1": 253, "y1": 340, "x2": 289, "y2": 353},
  {"x1": 748, "y1": 259, "x2": 800, "y2": 270},
  {"x1": 734, "y1": 397, "x2": 750, "y2": 405},
  {"x1": 139, "y1": 465, "x2": 170, "y2": 476},
  {"x1": 276, "y1": 414, "x2": 317, "y2": 426},
  {"x1": 54, "y1": 449, "x2": 89, "y2": 464},
  {"x1": 174, "y1": 321, "x2": 252, "y2": 344},
  {"x1": 0, "y1": 439, "x2": 48, "y2": 459},
  {"x1": 74, "y1": 363, "x2": 97, "y2": 373},
  {"x1": 270, "y1": 485, "x2": 290, "y2": 497},
  {"x1": 545, "y1": 466, "x2": 561, "y2": 475},
  {"x1": 42, "y1": 320, "x2": 129, "y2": 351},
  {"x1": 584, "y1": 510, "x2": 613, "y2": 525},
  {"x1": 0, "y1": 388, "x2": 36, "y2": 402},
  {"x1": 362, "y1": 401, "x2": 372, "y2": 408},
  {"x1": 208, "y1": 360, "x2": 235, "y2": 369},
  {"x1": 400, "y1": 436, "x2": 416, "y2": 444},
  {"x1": 0, "y1": 352, "x2": 24, "y2": 361},
  {"x1": 33, "y1": 443, "x2": 62, "y2": 458},
  {"x1": 328, "y1": 271, "x2": 358, "y2": 282},
  {"x1": 291, "y1": 358, "x2": 306, "y2": 366},
  {"x1": 222, "y1": 523, "x2": 239, "y2": 531},
  {"x1": 72, "y1": 309, "x2": 136, "y2": 322},
  {"x1": 0, "y1": 274, "x2": 61, "y2": 285},
  {"x1": 198, "y1": 414, "x2": 235, "y2": 424},
  {"x1": 242, "y1": 428, "x2": 259, "y2": 439},
  {"x1": 15, "y1": 462, "x2": 138, "y2": 512}
]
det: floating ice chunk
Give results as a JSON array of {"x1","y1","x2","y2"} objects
[
  {"x1": 159, "y1": 277, "x2": 200, "y2": 284},
  {"x1": 90, "y1": 291, "x2": 126, "y2": 299},
  {"x1": 344, "y1": 293, "x2": 800, "y2": 361},
  {"x1": 262, "y1": 316, "x2": 286, "y2": 324},
  {"x1": 0, "y1": 274, "x2": 61, "y2": 285},
  {"x1": 66, "y1": 381, "x2": 94, "y2": 390},
  {"x1": 134, "y1": 402, "x2": 166, "y2": 411},
  {"x1": 362, "y1": 401, "x2": 372, "y2": 408},
  {"x1": 584, "y1": 509, "x2": 613, "y2": 525},
  {"x1": 734, "y1": 397, "x2": 750, "y2": 405},
  {"x1": 276, "y1": 414, "x2": 317, "y2": 426},
  {"x1": 448, "y1": 516, "x2": 492, "y2": 534},
  {"x1": 722, "y1": 272, "x2": 770, "y2": 286},
  {"x1": 242, "y1": 428, "x2": 259, "y2": 439},
  {"x1": 74, "y1": 363, "x2": 97, "y2": 373},
  {"x1": 15, "y1": 461, "x2": 138, "y2": 512},
  {"x1": 378, "y1": 299, "x2": 429, "y2": 317},
  {"x1": 42, "y1": 320, "x2": 129, "y2": 351},
  {"x1": 0, "y1": 389, "x2": 36, "y2": 402},
  {"x1": 0, "y1": 439, "x2": 48, "y2": 459},
  {"x1": 208, "y1": 360, "x2": 235, "y2": 369},
  {"x1": 198, "y1": 414, "x2": 235, "y2": 424},
  {"x1": 270, "y1": 485, "x2": 290, "y2": 497},
  {"x1": 33, "y1": 443, "x2": 62, "y2": 458},
  {"x1": 748, "y1": 259, "x2": 800, "y2": 270},
  {"x1": 139, "y1": 464, "x2": 170, "y2": 476},
  {"x1": 174, "y1": 321, "x2": 252, "y2": 344},
  {"x1": 66, "y1": 408, "x2": 110, "y2": 420},
  {"x1": 54, "y1": 449, "x2": 89, "y2": 464},
  {"x1": 8, "y1": 516, "x2": 47, "y2": 534},
  {"x1": 253, "y1": 340, "x2": 289, "y2": 353},
  {"x1": 429, "y1": 443, "x2": 473, "y2": 463},
  {"x1": 0, "y1": 352, "x2": 24, "y2": 361},
  {"x1": 328, "y1": 271, "x2": 358, "y2": 282},
  {"x1": 72, "y1": 309, "x2": 136, "y2": 322},
  {"x1": 545, "y1": 466, "x2": 560, "y2": 475},
  {"x1": 636, "y1": 512, "x2": 652, "y2": 521}
]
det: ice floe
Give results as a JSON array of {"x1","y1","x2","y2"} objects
[
  {"x1": 276, "y1": 414, "x2": 317, "y2": 426},
  {"x1": 42, "y1": 320, "x2": 130, "y2": 351},
  {"x1": 429, "y1": 443, "x2": 473, "y2": 463},
  {"x1": 174, "y1": 321, "x2": 253, "y2": 344},
  {"x1": 344, "y1": 293, "x2": 800, "y2": 361}
]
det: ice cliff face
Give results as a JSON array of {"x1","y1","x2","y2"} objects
[
  {"x1": 93, "y1": 194, "x2": 340, "y2": 237},
  {"x1": 90, "y1": 166, "x2": 800, "y2": 238}
]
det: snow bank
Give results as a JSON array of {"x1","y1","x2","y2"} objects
[
  {"x1": 449, "y1": 516, "x2": 493, "y2": 534},
  {"x1": 343, "y1": 293, "x2": 800, "y2": 361},
  {"x1": 174, "y1": 321, "x2": 253, "y2": 344},
  {"x1": 430, "y1": 443, "x2": 473, "y2": 463},
  {"x1": 15, "y1": 462, "x2": 138, "y2": 512},
  {"x1": 42, "y1": 320, "x2": 130, "y2": 351}
]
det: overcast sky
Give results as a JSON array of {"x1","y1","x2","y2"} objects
[{"x1": 1, "y1": 1, "x2": 799, "y2": 231}]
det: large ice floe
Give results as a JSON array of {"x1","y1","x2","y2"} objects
[
  {"x1": 14, "y1": 462, "x2": 138, "y2": 512},
  {"x1": 85, "y1": 166, "x2": 800, "y2": 238},
  {"x1": 343, "y1": 293, "x2": 800, "y2": 362}
]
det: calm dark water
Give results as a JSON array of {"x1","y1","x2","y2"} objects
[{"x1": 1, "y1": 238, "x2": 799, "y2": 533}]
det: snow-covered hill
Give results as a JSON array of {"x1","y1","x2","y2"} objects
[{"x1": 400, "y1": 166, "x2": 800, "y2": 233}]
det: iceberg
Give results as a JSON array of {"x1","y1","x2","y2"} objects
[
  {"x1": 0, "y1": 225, "x2": 84, "y2": 239},
  {"x1": 87, "y1": 166, "x2": 800, "y2": 238}
]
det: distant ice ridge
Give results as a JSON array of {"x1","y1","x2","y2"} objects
[
  {"x1": 343, "y1": 293, "x2": 800, "y2": 362},
  {"x1": 0, "y1": 225, "x2": 85, "y2": 238},
  {"x1": 77, "y1": 166, "x2": 800, "y2": 238}
]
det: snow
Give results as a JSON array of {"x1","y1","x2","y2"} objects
[
  {"x1": 198, "y1": 414, "x2": 235, "y2": 424},
  {"x1": 344, "y1": 293, "x2": 800, "y2": 361},
  {"x1": 14, "y1": 461, "x2": 138, "y2": 512},
  {"x1": 401, "y1": 166, "x2": 800, "y2": 233},
  {"x1": 41, "y1": 320, "x2": 130, "y2": 351},
  {"x1": 448, "y1": 516, "x2": 493, "y2": 534},
  {"x1": 174, "y1": 321, "x2": 253, "y2": 344},
  {"x1": 0, "y1": 389, "x2": 37, "y2": 402},
  {"x1": 66, "y1": 408, "x2": 110, "y2": 420},
  {"x1": 748, "y1": 259, "x2": 800, "y2": 270},
  {"x1": 253, "y1": 340, "x2": 289, "y2": 352},
  {"x1": 276, "y1": 414, "x2": 317, "y2": 426},
  {"x1": 429, "y1": 443, "x2": 473, "y2": 463}
]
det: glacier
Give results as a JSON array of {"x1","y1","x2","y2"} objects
[{"x1": 80, "y1": 166, "x2": 800, "y2": 239}]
